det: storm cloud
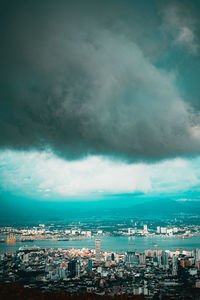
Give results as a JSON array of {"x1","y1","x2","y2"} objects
[{"x1": 1, "y1": 0, "x2": 200, "y2": 161}]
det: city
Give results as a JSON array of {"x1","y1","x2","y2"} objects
[
  {"x1": 0, "y1": 219, "x2": 200, "y2": 299},
  {"x1": 0, "y1": 239, "x2": 200, "y2": 299}
]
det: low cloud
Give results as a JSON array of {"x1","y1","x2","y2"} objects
[{"x1": 1, "y1": 0, "x2": 200, "y2": 162}]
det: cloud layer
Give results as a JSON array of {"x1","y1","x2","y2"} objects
[
  {"x1": 1, "y1": 150, "x2": 199, "y2": 198},
  {"x1": 1, "y1": 0, "x2": 200, "y2": 162}
]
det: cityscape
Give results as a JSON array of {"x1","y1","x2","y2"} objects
[
  {"x1": 1, "y1": 0, "x2": 200, "y2": 299},
  {"x1": 0, "y1": 219, "x2": 200, "y2": 298},
  {"x1": 1, "y1": 236, "x2": 200, "y2": 299}
]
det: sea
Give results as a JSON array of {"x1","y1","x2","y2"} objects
[{"x1": 0, "y1": 236, "x2": 200, "y2": 254}]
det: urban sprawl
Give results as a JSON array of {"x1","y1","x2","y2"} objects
[{"x1": 0, "y1": 221, "x2": 200, "y2": 299}]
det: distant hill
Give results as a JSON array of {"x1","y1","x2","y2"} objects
[
  {"x1": 113, "y1": 199, "x2": 200, "y2": 217},
  {"x1": 1, "y1": 192, "x2": 200, "y2": 223}
]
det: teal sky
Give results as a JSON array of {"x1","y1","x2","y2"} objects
[{"x1": 1, "y1": 0, "x2": 200, "y2": 213}]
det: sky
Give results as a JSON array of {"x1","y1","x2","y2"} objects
[{"x1": 1, "y1": 0, "x2": 200, "y2": 213}]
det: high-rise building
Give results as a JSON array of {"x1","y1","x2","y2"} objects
[
  {"x1": 193, "y1": 248, "x2": 200, "y2": 262},
  {"x1": 76, "y1": 260, "x2": 80, "y2": 278},
  {"x1": 87, "y1": 258, "x2": 93, "y2": 272},
  {"x1": 143, "y1": 225, "x2": 148, "y2": 233},
  {"x1": 172, "y1": 254, "x2": 178, "y2": 275},
  {"x1": 68, "y1": 260, "x2": 76, "y2": 277},
  {"x1": 125, "y1": 251, "x2": 139, "y2": 267},
  {"x1": 157, "y1": 255, "x2": 162, "y2": 267},
  {"x1": 162, "y1": 251, "x2": 169, "y2": 269},
  {"x1": 139, "y1": 253, "x2": 146, "y2": 265},
  {"x1": 68, "y1": 259, "x2": 80, "y2": 277},
  {"x1": 95, "y1": 239, "x2": 101, "y2": 261},
  {"x1": 111, "y1": 253, "x2": 115, "y2": 261}
]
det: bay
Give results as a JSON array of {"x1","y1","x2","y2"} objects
[{"x1": 0, "y1": 236, "x2": 200, "y2": 254}]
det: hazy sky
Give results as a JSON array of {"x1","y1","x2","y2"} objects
[{"x1": 1, "y1": 0, "x2": 200, "y2": 206}]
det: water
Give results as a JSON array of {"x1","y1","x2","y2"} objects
[{"x1": 1, "y1": 236, "x2": 200, "y2": 254}]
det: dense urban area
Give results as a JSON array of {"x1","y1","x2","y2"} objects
[{"x1": 0, "y1": 218, "x2": 200, "y2": 299}]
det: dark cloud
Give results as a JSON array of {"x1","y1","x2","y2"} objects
[{"x1": 1, "y1": 0, "x2": 200, "y2": 161}]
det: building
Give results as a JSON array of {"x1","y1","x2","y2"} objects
[
  {"x1": 193, "y1": 248, "x2": 200, "y2": 262},
  {"x1": 76, "y1": 260, "x2": 80, "y2": 278},
  {"x1": 68, "y1": 259, "x2": 80, "y2": 277},
  {"x1": 157, "y1": 226, "x2": 160, "y2": 233},
  {"x1": 161, "y1": 227, "x2": 167, "y2": 234},
  {"x1": 111, "y1": 253, "x2": 115, "y2": 261},
  {"x1": 87, "y1": 258, "x2": 93, "y2": 272},
  {"x1": 139, "y1": 253, "x2": 146, "y2": 265},
  {"x1": 125, "y1": 251, "x2": 139, "y2": 267},
  {"x1": 172, "y1": 254, "x2": 178, "y2": 275},
  {"x1": 57, "y1": 267, "x2": 66, "y2": 279},
  {"x1": 143, "y1": 225, "x2": 148, "y2": 233},
  {"x1": 95, "y1": 239, "x2": 101, "y2": 261},
  {"x1": 145, "y1": 249, "x2": 162, "y2": 257},
  {"x1": 162, "y1": 251, "x2": 169, "y2": 269}
]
